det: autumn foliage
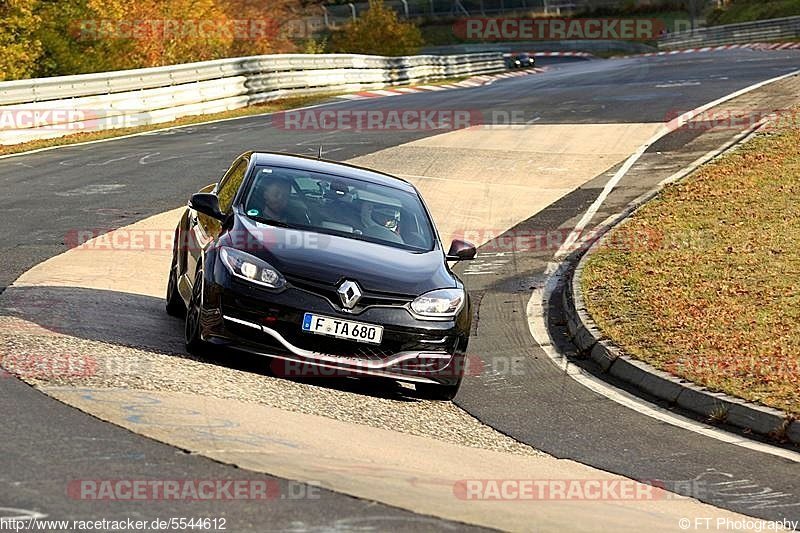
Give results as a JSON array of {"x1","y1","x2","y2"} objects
[
  {"x1": 0, "y1": 0, "x2": 43, "y2": 80},
  {"x1": 330, "y1": 0, "x2": 423, "y2": 56},
  {"x1": 0, "y1": 0, "x2": 430, "y2": 80},
  {"x1": 1, "y1": 0, "x2": 303, "y2": 80}
]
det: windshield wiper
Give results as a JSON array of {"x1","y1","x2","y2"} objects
[{"x1": 247, "y1": 215, "x2": 293, "y2": 228}]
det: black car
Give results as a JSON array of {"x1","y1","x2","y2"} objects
[
  {"x1": 509, "y1": 53, "x2": 536, "y2": 69},
  {"x1": 166, "y1": 152, "x2": 476, "y2": 400}
]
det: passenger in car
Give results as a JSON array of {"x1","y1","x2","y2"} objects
[{"x1": 359, "y1": 202, "x2": 403, "y2": 244}]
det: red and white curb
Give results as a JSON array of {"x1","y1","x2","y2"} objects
[
  {"x1": 533, "y1": 51, "x2": 594, "y2": 58},
  {"x1": 336, "y1": 67, "x2": 548, "y2": 100},
  {"x1": 621, "y1": 41, "x2": 800, "y2": 58},
  {"x1": 751, "y1": 41, "x2": 800, "y2": 50},
  {"x1": 502, "y1": 51, "x2": 594, "y2": 58}
]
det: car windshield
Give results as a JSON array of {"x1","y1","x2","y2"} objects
[{"x1": 242, "y1": 165, "x2": 436, "y2": 252}]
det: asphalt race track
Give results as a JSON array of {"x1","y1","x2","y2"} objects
[{"x1": 2, "y1": 50, "x2": 799, "y2": 530}]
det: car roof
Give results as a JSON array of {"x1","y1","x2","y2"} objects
[{"x1": 250, "y1": 152, "x2": 417, "y2": 194}]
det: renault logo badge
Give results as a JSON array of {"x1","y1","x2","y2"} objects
[{"x1": 337, "y1": 280, "x2": 362, "y2": 309}]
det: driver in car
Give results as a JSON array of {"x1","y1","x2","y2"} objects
[{"x1": 261, "y1": 178, "x2": 292, "y2": 221}]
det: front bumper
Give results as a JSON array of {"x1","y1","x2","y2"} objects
[
  {"x1": 198, "y1": 259, "x2": 470, "y2": 386},
  {"x1": 222, "y1": 315, "x2": 462, "y2": 384}
]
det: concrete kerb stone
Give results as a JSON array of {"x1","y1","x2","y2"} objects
[
  {"x1": 788, "y1": 421, "x2": 800, "y2": 443},
  {"x1": 590, "y1": 340, "x2": 622, "y2": 373}
]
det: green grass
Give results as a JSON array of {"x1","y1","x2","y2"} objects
[
  {"x1": 582, "y1": 115, "x2": 800, "y2": 417},
  {"x1": 635, "y1": 10, "x2": 694, "y2": 34},
  {"x1": 420, "y1": 23, "x2": 464, "y2": 47},
  {"x1": 707, "y1": 0, "x2": 800, "y2": 26}
]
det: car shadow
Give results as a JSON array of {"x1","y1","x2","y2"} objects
[{"x1": 0, "y1": 285, "x2": 419, "y2": 402}]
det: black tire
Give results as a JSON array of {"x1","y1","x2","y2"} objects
[
  {"x1": 165, "y1": 257, "x2": 185, "y2": 317},
  {"x1": 184, "y1": 269, "x2": 208, "y2": 354},
  {"x1": 416, "y1": 378, "x2": 462, "y2": 401}
]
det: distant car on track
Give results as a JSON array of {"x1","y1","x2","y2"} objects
[
  {"x1": 166, "y1": 152, "x2": 476, "y2": 400},
  {"x1": 508, "y1": 53, "x2": 536, "y2": 69}
]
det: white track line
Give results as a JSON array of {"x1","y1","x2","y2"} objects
[{"x1": 557, "y1": 68, "x2": 800, "y2": 257}]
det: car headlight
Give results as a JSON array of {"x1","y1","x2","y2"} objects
[
  {"x1": 220, "y1": 247, "x2": 285, "y2": 289},
  {"x1": 411, "y1": 288, "x2": 465, "y2": 318}
]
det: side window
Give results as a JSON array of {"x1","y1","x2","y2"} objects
[{"x1": 217, "y1": 160, "x2": 247, "y2": 214}]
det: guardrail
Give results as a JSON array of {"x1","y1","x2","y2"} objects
[
  {"x1": 0, "y1": 52, "x2": 506, "y2": 145},
  {"x1": 659, "y1": 15, "x2": 800, "y2": 50}
]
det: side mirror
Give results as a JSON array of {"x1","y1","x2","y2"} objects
[
  {"x1": 189, "y1": 193, "x2": 225, "y2": 221},
  {"x1": 446, "y1": 239, "x2": 477, "y2": 261}
]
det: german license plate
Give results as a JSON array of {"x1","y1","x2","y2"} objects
[{"x1": 301, "y1": 313, "x2": 384, "y2": 344}]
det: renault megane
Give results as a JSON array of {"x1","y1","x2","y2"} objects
[{"x1": 166, "y1": 151, "x2": 476, "y2": 400}]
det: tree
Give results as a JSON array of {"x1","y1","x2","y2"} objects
[
  {"x1": 35, "y1": 0, "x2": 120, "y2": 77},
  {"x1": 0, "y1": 0, "x2": 43, "y2": 81},
  {"x1": 330, "y1": 0, "x2": 423, "y2": 56},
  {"x1": 16, "y1": 0, "x2": 307, "y2": 78},
  {"x1": 219, "y1": 0, "x2": 300, "y2": 57},
  {"x1": 129, "y1": 0, "x2": 233, "y2": 67}
]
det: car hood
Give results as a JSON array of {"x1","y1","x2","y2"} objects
[{"x1": 226, "y1": 216, "x2": 456, "y2": 296}]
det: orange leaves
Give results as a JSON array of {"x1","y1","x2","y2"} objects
[
  {"x1": 77, "y1": 0, "x2": 236, "y2": 68},
  {"x1": 12, "y1": 0, "x2": 304, "y2": 78},
  {"x1": 0, "y1": 0, "x2": 43, "y2": 81},
  {"x1": 221, "y1": 0, "x2": 298, "y2": 56}
]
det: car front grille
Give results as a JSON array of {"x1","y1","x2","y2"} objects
[{"x1": 285, "y1": 275, "x2": 413, "y2": 310}]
